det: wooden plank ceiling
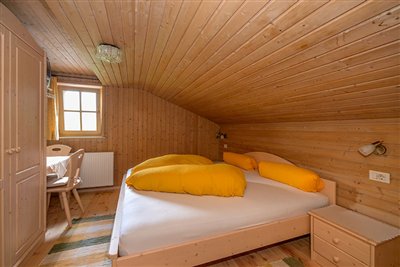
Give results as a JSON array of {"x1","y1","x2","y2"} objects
[{"x1": 3, "y1": 0, "x2": 400, "y2": 123}]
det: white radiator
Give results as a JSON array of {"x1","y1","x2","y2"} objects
[{"x1": 79, "y1": 152, "x2": 114, "y2": 188}]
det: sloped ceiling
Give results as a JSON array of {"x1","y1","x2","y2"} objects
[{"x1": 3, "y1": 0, "x2": 400, "y2": 123}]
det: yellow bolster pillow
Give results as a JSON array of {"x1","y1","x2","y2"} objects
[
  {"x1": 258, "y1": 161, "x2": 324, "y2": 192},
  {"x1": 223, "y1": 152, "x2": 257, "y2": 170},
  {"x1": 126, "y1": 164, "x2": 246, "y2": 197},
  {"x1": 132, "y1": 154, "x2": 213, "y2": 174}
]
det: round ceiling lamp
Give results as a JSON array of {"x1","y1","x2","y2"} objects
[{"x1": 95, "y1": 43, "x2": 122, "y2": 63}]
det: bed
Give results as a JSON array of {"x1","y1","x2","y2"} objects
[{"x1": 109, "y1": 152, "x2": 336, "y2": 266}]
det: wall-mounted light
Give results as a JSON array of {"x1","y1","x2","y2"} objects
[
  {"x1": 358, "y1": 141, "x2": 387, "y2": 157},
  {"x1": 96, "y1": 44, "x2": 122, "y2": 63},
  {"x1": 216, "y1": 131, "x2": 227, "y2": 140}
]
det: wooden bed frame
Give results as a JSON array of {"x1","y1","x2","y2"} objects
[{"x1": 108, "y1": 152, "x2": 336, "y2": 266}]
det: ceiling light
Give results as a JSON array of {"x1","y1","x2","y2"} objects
[
  {"x1": 96, "y1": 44, "x2": 122, "y2": 63},
  {"x1": 358, "y1": 141, "x2": 387, "y2": 157}
]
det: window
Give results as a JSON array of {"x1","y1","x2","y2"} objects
[{"x1": 58, "y1": 83, "x2": 103, "y2": 137}]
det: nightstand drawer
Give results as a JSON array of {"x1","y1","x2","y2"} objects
[
  {"x1": 314, "y1": 218, "x2": 370, "y2": 265},
  {"x1": 314, "y1": 235, "x2": 367, "y2": 267}
]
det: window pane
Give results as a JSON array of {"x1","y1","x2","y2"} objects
[
  {"x1": 81, "y1": 92, "x2": 97, "y2": 111},
  {"x1": 82, "y1": 112, "x2": 97, "y2": 131},
  {"x1": 63, "y1": 91, "x2": 80, "y2": 111},
  {"x1": 64, "y1": 111, "x2": 81, "y2": 131}
]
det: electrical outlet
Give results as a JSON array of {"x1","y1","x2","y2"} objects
[
  {"x1": 223, "y1": 144, "x2": 228, "y2": 149},
  {"x1": 369, "y1": 170, "x2": 390, "y2": 184}
]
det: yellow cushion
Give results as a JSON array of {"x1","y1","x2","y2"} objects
[
  {"x1": 126, "y1": 164, "x2": 246, "y2": 197},
  {"x1": 258, "y1": 161, "x2": 324, "y2": 192},
  {"x1": 132, "y1": 154, "x2": 213, "y2": 174},
  {"x1": 223, "y1": 152, "x2": 257, "y2": 170}
]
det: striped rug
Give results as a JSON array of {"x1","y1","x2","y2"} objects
[
  {"x1": 40, "y1": 214, "x2": 115, "y2": 267},
  {"x1": 40, "y1": 213, "x2": 304, "y2": 267},
  {"x1": 261, "y1": 257, "x2": 304, "y2": 267}
]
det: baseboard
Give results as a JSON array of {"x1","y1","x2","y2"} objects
[{"x1": 77, "y1": 185, "x2": 120, "y2": 193}]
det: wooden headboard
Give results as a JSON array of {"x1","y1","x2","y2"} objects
[
  {"x1": 244, "y1": 151, "x2": 294, "y2": 165},
  {"x1": 244, "y1": 152, "x2": 336, "y2": 205}
]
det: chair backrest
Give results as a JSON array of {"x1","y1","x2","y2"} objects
[
  {"x1": 47, "y1": 144, "x2": 72, "y2": 156},
  {"x1": 66, "y1": 149, "x2": 85, "y2": 188}
]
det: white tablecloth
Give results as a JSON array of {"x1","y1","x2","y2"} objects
[{"x1": 46, "y1": 156, "x2": 70, "y2": 178}]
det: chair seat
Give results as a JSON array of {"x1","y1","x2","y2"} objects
[
  {"x1": 47, "y1": 149, "x2": 85, "y2": 227},
  {"x1": 47, "y1": 173, "x2": 58, "y2": 179},
  {"x1": 47, "y1": 176, "x2": 69, "y2": 188},
  {"x1": 47, "y1": 177, "x2": 82, "y2": 193}
]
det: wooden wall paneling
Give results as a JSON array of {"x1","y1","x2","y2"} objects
[
  {"x1": 156, "y1": 0, "x2": 275, "y2": 97},
  {"x1": 161, "y1": 0, "x2": 318, "y2": 99},
  {"x1": 237, "y1": 34, "x2": 400, "y2": 98},
  {"x1": 169, "y1": 0, "x2": 363, "y2": 101},
  {"x1": 46, "y1": 1, "x2": 111, "y2": 84},
  {"x1": 202, "y1": 63, "x2": 400, "y2": 123},
  {"x1": 132, "y1": 0, "x2": 150, "y2": 88},
  {"x1": 103, "y1": 1, "x2": 128, "y2": 89},
  {"x1": 220, "y1": 118, "x2": 400, "y2": 227},
  {"x1": 151, "y1": 0, "x2": 224, "y2": 92},
  {"x1": 182, "y1": 2, "x2": 399, "y2": 109},
  {"x1": 177, "y1": 0, "x2": 397, "y2": 102},
  {"x1": 149, "y1": 0, "x2": 203, "y2": 92},
  {"x1": 172, "y1": 3, "x2": 399, "y2": 122},
  {"x1": 138, "y1": 1, "x2": 165, "y2": 90},
  {"x1": 287, "y1": 76, "x2": 399, "y2": 103},
  {"x1": 70, "y1": 0, "x2": 117, "y2": 87},
  {"x1": 49, "y1": 87, "x2": 219, "y2": 185},
  {"x1": 143, "y1": 0, "x2": 183, "y2": 92},
  {"x1": 239, "y1": 6, "x2": 400, "y2": 92},
  {"x1": 2, "y1": 1, "x2": 93, "y2": 76},
  {"x1": 151, "y1": 0, "x2": 244, "y2": 94},
  {"x1": 123, "y1": 1, "x2": 136, "y2": 87},
  {"x1": 126, "y1": 88, "x2": 133, "y2": 168},
  {"x1": 4, "y1": 1, "x2": 399, "y2": 123},
  {"x1": 227, "y1": 44, "x2": 400, "y2": 106}
]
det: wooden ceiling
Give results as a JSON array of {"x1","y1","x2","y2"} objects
[{"x1": 3, "y1": 0, "x2": 400, "y2": 123}]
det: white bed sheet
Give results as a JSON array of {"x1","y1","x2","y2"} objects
[{"x1": 119, "y1": 169, "x2": 329, "y2": 256}]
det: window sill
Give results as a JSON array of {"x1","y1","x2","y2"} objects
[{"x1": 60, "y1": 136, "x2": 106, "y2": 140}]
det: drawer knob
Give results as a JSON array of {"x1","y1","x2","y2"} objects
[
  {"x1": 332, "y1": 237, "x2": 340, "y2": 244},
  {"x1": 333, "y1": 256, "x2": 340, "y2": 263}
]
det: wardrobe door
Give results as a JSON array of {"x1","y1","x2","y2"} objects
[
  {"x1": 0, "y1": 24, "x2": 13, "y2": 267},
  {"x1": 0, "y1": 24, "x2": 6, "y2": 267},
  {"x1": 9, "y1": 33, "x2": 44, "y2": 264}
]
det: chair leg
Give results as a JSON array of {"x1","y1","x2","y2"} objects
[
  {"x1": 59, "y1": 193, "x2": 64, "y2": 210},
  {"x1": 47, "y1": 192, "x2": 51, "y2": 212},
  {"x1": 61, "y1": 192, "x2": 72, "y2": 228},
  {"x1": 72, "y1": 189, "x2": 85, "y2": 214}
]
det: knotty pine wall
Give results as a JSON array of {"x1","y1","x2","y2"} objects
[
  {"x1": 221, "y1": 118, "x2": 400, "y2": 227},
  {"x1": 49, "y1": 87, "x2": 219, "y2": 185}
]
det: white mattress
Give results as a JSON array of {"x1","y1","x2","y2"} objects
[{"x1": 118, "y1": 169, "x2": 329, "y2": 256}]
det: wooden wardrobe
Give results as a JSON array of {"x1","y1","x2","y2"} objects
[{"x1": 0, "y1": 4, "x2": 46, "y2": 266}]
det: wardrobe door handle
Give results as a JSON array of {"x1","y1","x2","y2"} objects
[
  {"x1": 332, "y1": 237, "x2": 340, "y2": 244},
  {"x1": 15, "y1": 147, "x2": 21, "y2": 153},
  {"x1": 6, "y1": 149, "x2": 14, "y2": 155}
]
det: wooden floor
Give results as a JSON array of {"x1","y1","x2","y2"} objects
[{"x1": 21, "y1": 189, "x2": 321, "y2": 267}]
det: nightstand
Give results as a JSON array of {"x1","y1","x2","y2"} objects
[{"x1": 309, "y1": 205, "x2": 400, "y2": 267}]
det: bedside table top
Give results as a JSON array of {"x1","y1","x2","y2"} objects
[{"x1": 309, "y1": 205, "x2": 400, "y2": 245}]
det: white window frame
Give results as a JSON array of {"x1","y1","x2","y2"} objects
[{"x1": 58, "y1": 83, "x2": 103, "y2": 137}]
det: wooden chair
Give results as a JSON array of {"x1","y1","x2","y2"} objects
[
  {"x1": 46, "y1": 144, "x2": 72, "y2": 156},
  {"x1": 47, "y1": 149, "x2": 85, "y2": 227}
]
